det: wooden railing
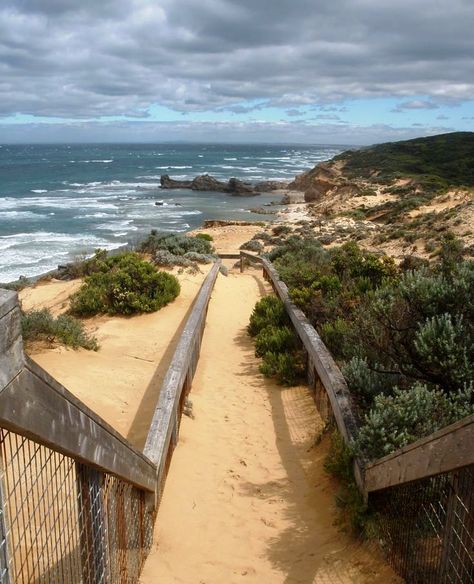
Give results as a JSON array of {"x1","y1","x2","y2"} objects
[
  {"x1": 364, "y1": 413, "x2": 474, "y2": 492},
  {"x1": 0, "y1": 260, "x2": 222, "y2": 582},
  {"x1": 144, "y1": 260, "x2": 221, "y2": 501},
  {"x1": 240, "y1": 251, "x2": 365, "y2": 490}
]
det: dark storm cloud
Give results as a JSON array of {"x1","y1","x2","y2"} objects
[{"x1": 0, "y1": 0, "x2": 473, "y2": 118}]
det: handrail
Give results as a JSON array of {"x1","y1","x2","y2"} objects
[
  {"x1": 0, "y1": 289, "x2": 157, "y2": 493},
  {"x1": 240, "y1": 251, "x2": 365, "y2": 491},
  {"x1": 144, "y1": 260, "x2": 221, "y2": 493},
  {"x1": 364, "y1": 413, "x2": 474, "y2": 492}
]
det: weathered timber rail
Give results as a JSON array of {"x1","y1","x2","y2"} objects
[
  {"x1": 0, "y1": 261, "x2": 221, "y2": 583},
  {"x1": 144, "y1": 260, "x2": 221, "y2": 501},
  {"x1": 240, "y1": 251, "x2": 474, "y2": 584},
  {"x1": 240, "y1": 251, "x2": 364, "y2": 489}
]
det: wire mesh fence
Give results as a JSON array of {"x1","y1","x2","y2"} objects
[
  {"x1": 370, "y1": 465, "x2": 474, "y2": 584},
  {"x1": 0, "y1": 427, "x2": 153, "y2": 584}
]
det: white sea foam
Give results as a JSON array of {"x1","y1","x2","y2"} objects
[
  {"x1": 155, "y1": 165, "x2": 193, "y2": 170},
  {"x1": 31, "y1": 189, "x2": 48, "y2": 193},
  {"x1": 0, "y1": 210, "x2": 48, "y2": 220}
]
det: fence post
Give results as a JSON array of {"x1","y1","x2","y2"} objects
[{"x1": 76, "y1": 464, "x2": 109, "y2": 583}]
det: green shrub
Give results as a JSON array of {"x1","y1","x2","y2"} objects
[
  {"x1": 324, "y1": 431, "x2": 369, "y2": 534},
  {"x1": 259, "y1": 350, "x2": 304, "y2": 386},
  {"x1": 272, "y1": 224, "x2": 292, "y2": 236},
  {"x1": 21, "y1": 309, "x2": 98, "y2": 350},
  {"x1": 195, "y1": 233, "x2": 213, "y2": 242},
  {"x1": 140, "y1": 230, "x2": 214, "y2": 255},
  {"x1": 240, "y1": 239, "x2": 264, "y2": 253},
  {"x1": 254, "y1": 325, "x2": 296, "y2": 357},
  {"x1": 248, "y1": 296, "x2": 289, "y2": 337},
  {"x1": 69, "y1": 252, "x2": 180, "y2": 316},
  {"x1": 355, "y1": 383, "x2": 474, "y2": 460}
]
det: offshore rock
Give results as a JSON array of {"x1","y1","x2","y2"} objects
[{"x1": 160, "y1": 174, "x2": 261, "y2": 195}]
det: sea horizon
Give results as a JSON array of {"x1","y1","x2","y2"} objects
[{"x1": 0, "y1": 142, "x2": 345, "y2": 282}]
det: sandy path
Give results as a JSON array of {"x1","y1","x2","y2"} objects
[{"x1": 140, "y1": 267, "x2": 401, "y2": 584}]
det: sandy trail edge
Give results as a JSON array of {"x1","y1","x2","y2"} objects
[
  {"x1": 139, "y1": 267, "x2": 401, "y2": 584},
  {"x1": 19, "y1": 267, "x2": 210, "y2": 447}
]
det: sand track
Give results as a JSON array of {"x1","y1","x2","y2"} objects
[{"x1": 139, "y1": 267, "x2": 401, "y2": 584}]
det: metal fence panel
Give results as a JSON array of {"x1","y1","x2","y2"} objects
[
  {"x1": 0, "y1": 428, "x2": 152, "y2": 584},
  {"x1": 370, "y1": 465, "x2": 474, "y2": 584}
]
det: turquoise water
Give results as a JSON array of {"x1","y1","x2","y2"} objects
[{"x1": 0, "y1": 143, "x2": 345, "y2": 281}]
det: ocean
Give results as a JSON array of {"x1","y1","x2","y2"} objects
[{"x1": 0, "y1": 143, "x2": 344, "y2": 282}]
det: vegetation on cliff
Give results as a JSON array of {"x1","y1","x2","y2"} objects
[{"x1": 335, "y1": 132, "x2": 474, "y2": 189}]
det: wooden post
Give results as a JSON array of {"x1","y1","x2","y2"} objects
[{"x1": 76, "y1": 464, "x2": 109, "y2": 584}]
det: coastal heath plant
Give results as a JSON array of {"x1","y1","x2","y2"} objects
[
  {"x1": 21, "y1": 309, "x2": 98, "y2": 350},
  {"x1": 69, "y1": 252, "x2": 180, "y2": 316},
  {"x1": 355, "y1": 383, "x2": 474, "y2": 461}
]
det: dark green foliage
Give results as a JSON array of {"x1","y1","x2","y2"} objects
[
  {"x1": 272, "y1": 224, "x2": 292, "y2": 236},
  {"x1": 194, "y1": 233, "x2": 213, "y2": 242},
  {"x1": 140, "y1": 230, "x2": 214, "y2": 256},
  {"x1": 69, "y1": 252, "x2": 180, "y2": 316},
  {"x1": 240, "y1": 239, "x2": 264, "y2": 253},
  {"x1": 58, "y1": 249, "x2": 110, "y2": 279},
  {"x1": 335, "y1": 132, "x2": 474, "y2": 189},
  {"x1": 355, "y1": 384, "x2": 474, "y2": 460},
  {"x1": 324, "y1": 431, "x2": 369, "y2": 534},
  {"x1": 254, "y1": 325, "x2": 296, "y2": 357},
  {"x1": 269, "y1": 233, "x2": 474, "y2": 461},
  {"x1": 248, "y1": 296, "x2": 304, "y2": 385},
  {"x1": 259, "y1": 350, "x2": 305, "y2": 386},
  {"x1": 247, "y1": 295, "x2": 289, "y2": 337},
  {"x1": 353, "y1": 262, "x2": 474, "y2": 394},
  {"x1": 21, "y1": 309, "x2": 98, "y2": 350}
]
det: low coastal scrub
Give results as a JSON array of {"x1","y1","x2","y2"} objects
[
  {"x1": 69, "y1": 252, "x2": 180, "y2": 316},
  {"x1": 140, "y1": 230, "x2": 216, "y2": 272},
  {"x1": 140, "y1": 230, "x2": 214, "y2": 256},
  {"x1": 264, "y1": 234, "x2": 474, "y2": 460},
  {"x1": 248, "y1": 295, "x2": 304, "y2": 385},
  {"x1": 21, "y1": 309, "x2": 98, "y2": 350}
]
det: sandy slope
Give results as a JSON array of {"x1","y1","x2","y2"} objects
[
  {"x1": 19, "y1": 268, "x2": 210, "y2": 446},
  {"x1": 139, "y1": 267, "x2": 401, "y2": 584}
]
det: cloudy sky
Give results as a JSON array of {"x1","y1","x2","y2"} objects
[{"x1": 1, "y1": 0, "x2": 473, "y2": 144}]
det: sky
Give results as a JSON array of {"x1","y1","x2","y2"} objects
[{"x1": 0, "y1": 0, "x2": 473, "y2": 145}]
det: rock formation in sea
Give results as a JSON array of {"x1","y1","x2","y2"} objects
[{"x1": 160, "y1": 174, "x2": 288, "y2": 196}]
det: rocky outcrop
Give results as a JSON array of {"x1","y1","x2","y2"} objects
[
  {"x1": 287, "y1": 161, "x2": 363, "y2": 203},
  {"x1": 254, "y1": 180, "x2": 289, "y2": 192},
  {"x1": 160, "y1": 174, "x2": 290, "y2": 196},
  {"x1": 160, "y1": 174, "x2": 262, "y2": 196}
]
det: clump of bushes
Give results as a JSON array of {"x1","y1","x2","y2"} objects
[
  {"x1": 140, "y1": 230, "x2": 216, "y2": 272},
  {"x1": 266, "y1": 233, "x2": 474, "y2": 461},
  {"x1": 240, "y1": 239, "x2": 264, "y2": 253},
  {"x1": 248, "y1": 295, "x2": 304, "y2": 385},
  {"x1": 140, "y1": 230, "x2": 214, "y2": 256},
  {"x1": 194, "y1": 233, "x2": 213, "y2": 242},
  {"x1": 21, "y1": 309, "x2": 98, "y2": 350},
  {"x1": 355, "y1": 384, "x2": 474, "y2": 460},
  {"x1": 69, "y1": 252, "x2": 180, "y2": 316}
]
